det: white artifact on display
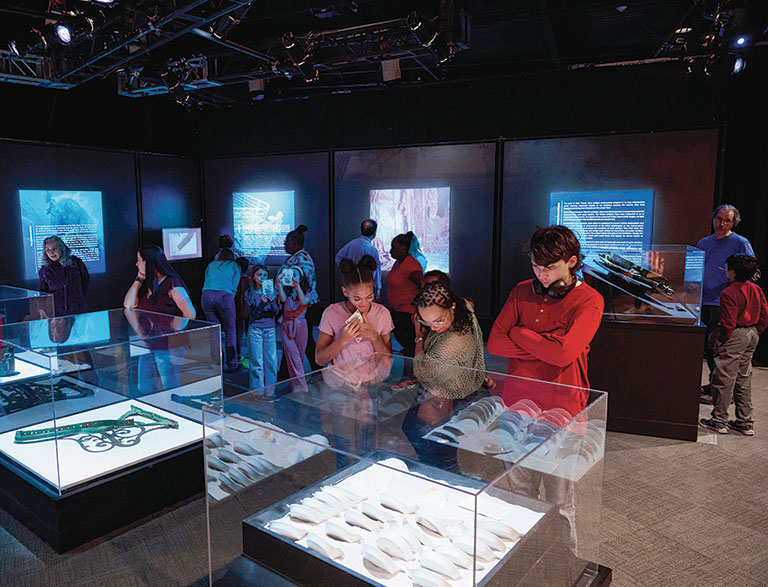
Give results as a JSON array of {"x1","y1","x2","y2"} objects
[
  {"x1": 415, "y1": 510, "x2": 450, "y2": 538},
  {"x1": 408, "y1": 568, "x2": 451, "y2": 587},
  {"x1": 269, "y1": 520, "x2": 307, "y2": 541},
  {"x1": 362, "y1": 501, "x2": 395, "y2": 524},
  {"x1": 402, "y1": 518, "x2": 434, "y2": 546},
  {"x1": 379, "y1": 492, "x2": 416, "y2": 515},
  {"x1": 376, "y1": 531, "x2": 416, "y2": 561},
  {"x1": 432, "y1": 543, "x2": 474, "y2": 570},
  {"x1": 289, "y1": 504, "x2": 328, "y2": 524},
  {"x1": 227, "y1": 468, "x2": 251, "y2": 487},
  {"x1": 219, "y1": 475, "x2": 242, "y2": 493},
  {"x1": 312, "y1": 489, "x2": 347, "y2": 509},
  {"x1": 388, "y1": 522, "x2": 420, "y2": 554},
  {"x1": 450, "y1": 533, "x2": 497, "y2": 562},
  {"x1": 326, "y1": 484, "x2": 364, "y2": 504},
  {"x1": 344, "y1": 509, "x2": 382, "y2": 532},
  {"x1": 474, "y1": 527, "x2": 505, "y2": 552},
  {"x1": 232, "y1": 440, "x2": 262, "y2": 456},
  {"x1": 306, "y1": 532, "x2": 344, "y2": 561},
  {"x1": 361, "y1": 544, "x2": 403, "y2": 576},
  {"x1": 325, "y1": 519, "x2": 362, "y2": 543},
  {"x1": 418, "y1": 550, "x2": 462, "y2": 580},
  {"x1": 217, "y1": 449, "x2": 240, "y2": 463},
  {"x1": 477, "y1": 519, "x2": 521, "y2": 542},
  {"x1": 207, "y1": 456, "x2": 229, "y2": 472},
  {"x1": 300, "y1": 497, "x2": 336, "y2": 519}
]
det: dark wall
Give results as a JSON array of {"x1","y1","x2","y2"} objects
[
  {"x1": 500, "y1": 130, "x2": 720, "y2": 300},
  {"x1": 201, "y1": 153, "x2": 331, "y2": 303},
  {"x1": 139, "y1": 153, "x2": 205, "y2": 310},
  {"x1": 0, "y1": 141, "x2": 139, "y2": 311}
]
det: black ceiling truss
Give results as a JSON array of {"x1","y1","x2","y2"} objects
[{"x1": 1, "y1": 0, "x2": 766, "y2": 108}]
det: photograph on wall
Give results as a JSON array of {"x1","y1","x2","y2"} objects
[
  {"x1": 19, "y1": 190, "x2": 106, "y2": 281},
  {"x1": 233, "y1": 191, "x2": 295, "y2": 262},
  {"x1": 370, "y1": 187, "x2": 450, "y2": 273},
  {"x1": 549, "y1": 190, "x2": 654, "y2": 252},
  {"x1": 163, "y1": 227, "x2": 203, "y2": 261}
]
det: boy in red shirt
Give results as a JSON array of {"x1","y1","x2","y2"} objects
[
  {"x1": 489, "y1": 225, "x2": 604, "y2": 416},
  {"x1": 700, "y1": 254, "x2": 768, "y2": 435}
]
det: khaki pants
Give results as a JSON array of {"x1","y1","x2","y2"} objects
[{"x1": 711, "y1": 326, "x2": 759, "y2": 425}]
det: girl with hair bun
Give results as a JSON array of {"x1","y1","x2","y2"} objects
[{"x1": 315, "y1": 255, "x2": 393, "y2": 368}]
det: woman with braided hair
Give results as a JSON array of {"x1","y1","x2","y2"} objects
[
  {"x1": 316, "y1": 255, "x2": 393, "y2": 369},
  {"x1": 411, "y1": 282, "x2": 485, "y2": 399}
]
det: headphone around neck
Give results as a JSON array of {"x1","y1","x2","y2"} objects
[{"x1": 532, "y1": 278, "x2": 576, "y2": 299}]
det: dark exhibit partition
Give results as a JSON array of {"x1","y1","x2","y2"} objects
[
  {"x1": 139, "y1": 153, "x2": 205, "y2": 312},
  {"x1": 202, "y1": 152, "x2": 331, "y2": 303},
  {"x1": 334, "y1": 143, "x2": 496, "y2": 317},
  {"x1": 588, "y1": 322, "x2": 705, "y2": 441},
  {"x1": 0, "y1": 141, "x2": 139, "y2": 312},
  {"x1": 499, "y1": 130, "x2": 720, "y2": 304}
]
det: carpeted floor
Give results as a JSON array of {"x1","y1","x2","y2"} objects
[{"x1": 1, "y1": 359, "x2": 766, "y2": 587}]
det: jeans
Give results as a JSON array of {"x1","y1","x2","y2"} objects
[
  {"x1": 136, "y1": 346, "x2": 187, "y2": 397},
  {"x1": 202, "y1": 289, "x2": 238, "y2": 371},
  {"x1": 248, "y1": 325, "x2": 278, "y2": 393}
]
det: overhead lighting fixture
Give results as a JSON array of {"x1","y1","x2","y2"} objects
[
  {"x1": 55, "y1": 24, "x2": 73, "y2": 45},
  {"x1": 616, "y1": 5, "x2": 628, "y2": 12},
  {"x1": 732, "y1": 56, "x2": 746, "y2": 74},
  {"x1": 282, "y1": 32, "x2": 318, "y2": 83},
  {"x1": 407, "y1": 12, "x2": 439, "y2": 48},
  {"x1": 9, "y1": 28, "x2": 47, "y2": 57}
]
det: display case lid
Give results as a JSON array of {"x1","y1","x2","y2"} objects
[
  {"x1": 0, "y1": 285, "x2": 51, "y2": 301},
  {"x1": 205, "y1": 353, "x2": 607, "y2": 494},
  {"x1": 582, "y1": 244, "x2": 704, "y2": 325},
  {"x1": 0, "y1": 308, "x2": 219, "y2": 357}
]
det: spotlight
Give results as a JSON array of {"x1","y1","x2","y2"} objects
[
  {"x1": 732, "y1": 56, "x2": 746, "y2": 74},
  {"x1": 9, "y1": 28, "x2": 47, "y2": 56},
  {"x1": 55, "y1": 24, "x2": 73, "y2": 45},
  {"x1": 281, "y1": 32, "x2": 317, "y2": 82},
  {"x1": 732, "y1": 34, "x2": 751, "y2": 48},
  {"x1": 407, "y1": 12, "x2": 439, "y2": 48}
]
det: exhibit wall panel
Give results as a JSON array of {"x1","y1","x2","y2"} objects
[
  {"x1": 334, "y1": 143, "x2": 496, "y2": 317},
  {"x1": 139, "y1": 153, "x2": 205, "y2": 310},
  {"x1": 202, "y1": 152, "x2": 331, "y2": 303},
  {"x1": 500, "y1": 130, "x2": 719, "y2": 301},
  {"x1": 0, "y1": 141, "x2": 139, "y2": 312}
]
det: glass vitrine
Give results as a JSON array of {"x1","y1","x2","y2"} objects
[
  {"x1": 0, "y1": 284, "x2": 54, "y2": 324},
  {"x1": 582, "y1": 245, "x2": 704, "y2": 324},
  {"x1": 205, "y1": 354, "x2": 606, "y2": 586},
  {"x1": 0, "y1": 308, "x2": 222, "y2": 496}
]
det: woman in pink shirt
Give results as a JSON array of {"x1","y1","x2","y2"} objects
[{"x1": 316, "y1": 255, "x2": 393, "y2": 373}]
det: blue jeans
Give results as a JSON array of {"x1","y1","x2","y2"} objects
[
  {"x1": 136, "y1": 346, "x2": 187, "y2": 397},
  {"x1": 248, "y1": 324, "x2": 278, "y2": 393},
  {"x1": 202, "y1": 289, "x2": 238, "y2": 371}
]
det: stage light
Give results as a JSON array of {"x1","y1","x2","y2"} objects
[
  {"x1": 736, "y1": 36, "x2": 746, "y2": 45},
  {"x1": 732, "y1": 56, "x2": 746, "y2": 74},
  {"x1": 407, "y1": 12, "x2": 439, "y2": 48},
  {"x1": 9, "y1": 28, "x2": 47, "y2": 56},
  {"x1": 55, "y1": 24, "x2": 73, "y2": 45}
]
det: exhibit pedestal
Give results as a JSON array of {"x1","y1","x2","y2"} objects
[
  {"x1": 0, "y1": 443, "x2": 203, "y2": 553},
  {"x1": 588, "y1": 321, "x2": 705, "y2": 441}
]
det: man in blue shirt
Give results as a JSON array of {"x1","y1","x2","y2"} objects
[
  {"x1": 697, "y1": 204, "x2": 754, "y2": 395},
  {"x1": 335, "y1": 219, "x2": 382, "y2": 298}
]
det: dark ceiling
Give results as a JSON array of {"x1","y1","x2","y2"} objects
[{"x1": 1, "y1": 0, "x2": 766, "y2": 107}]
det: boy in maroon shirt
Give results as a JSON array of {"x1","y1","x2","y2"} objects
[
  {"x1": 700, "y1": 254, "x2": 768, "y2": 435},
  {"x1": 489, "y1": 225, "x2": 604, "y2": 416}
]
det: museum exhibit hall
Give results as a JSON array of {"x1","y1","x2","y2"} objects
[{"x1": 1, "y1": 1, "x2": 768, "y2": 586}]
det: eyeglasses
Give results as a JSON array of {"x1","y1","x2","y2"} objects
[{"x1": 417, "y1": 307, "x2": 451, "y2": 327}]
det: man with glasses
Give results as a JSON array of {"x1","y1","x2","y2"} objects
[{"x1": 696, "y1": 205, "x2": 754, "y2": 401}]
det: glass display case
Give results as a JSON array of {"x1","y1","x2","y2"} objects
[
  {"x1": 205, "y1": 354, "x2": 607, "y2": 587},
  {"x1": 0, "y1": 308, "x2": 222, "y2": 497},
  {"x1": 0, "y1": 284, "x2": 54, "y2": 324},
  {"x1": 581, "y1": 245, "x2": 704, "y2": 325}
]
